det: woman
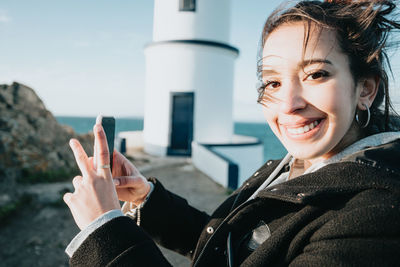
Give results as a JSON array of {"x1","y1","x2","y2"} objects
[{"x1": 63, "y1": 1, "x2": 400, "y2": 266}]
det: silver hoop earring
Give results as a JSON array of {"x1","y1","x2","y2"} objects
[{"x1": 356, "y1": 103, "x2": 370, "y2": 128}]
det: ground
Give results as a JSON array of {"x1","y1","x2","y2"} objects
[{"x1": 0, "y1": 152, "x2": 228, "y2": 267}]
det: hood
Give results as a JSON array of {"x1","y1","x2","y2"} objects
[{"x1": 257, "y1": 137, "x2": 400, "y2": 204}]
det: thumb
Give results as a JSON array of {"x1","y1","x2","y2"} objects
[{"x1": 113, "y1": 176, "x2": 145, "y2": 188}]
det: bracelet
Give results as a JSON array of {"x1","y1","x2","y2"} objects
[{"x1": 121, "y1": 181, "x2": 155, "y2": 226}]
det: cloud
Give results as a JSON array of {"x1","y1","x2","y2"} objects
[{"x1": 0, "y1": 10, "x2": 11, "y2": 23}]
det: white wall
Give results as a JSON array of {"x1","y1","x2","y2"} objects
[
  {"x1": 192, "y1": 135, "x2": 263, "y2": 189},
  {"x1": 212, "y1": 139, "x2": 263, "y2": 187},
  {"x1": 192, "y1": 45, "x2": 237, "y2": 143},
  {"x1": 143, "y1": 42, "x2": 237, "y2": 152},
  {"x1": 118, "y1": 131, "x2": 144, "y2": 154},
  {"x1": 153, "y1": 0, "x2": 231, "y2": 43},
  {"x1": 192, "y1": 142, "x2": 231, "y2": 188}
]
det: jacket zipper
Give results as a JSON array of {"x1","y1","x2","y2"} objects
[{"x1": 193, "y1": 183, "x2": 254, "y2": 267}]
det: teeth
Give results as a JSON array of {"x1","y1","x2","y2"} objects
[{"x1": 287, "y1": 120, "x2": 320, "y2": 135}]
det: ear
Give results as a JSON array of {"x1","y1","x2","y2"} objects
[{"x1": 357, "y1": 76, "x2": 380, "y2": 110}]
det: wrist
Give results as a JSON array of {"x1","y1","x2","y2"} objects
[{"x1": 133, "y1": 180, "x2": 153, "y2": 206}]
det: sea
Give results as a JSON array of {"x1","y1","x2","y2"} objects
[{"x1": 55, "y1": 116, "x2": 287, "y2": 161}]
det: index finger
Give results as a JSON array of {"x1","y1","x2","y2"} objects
[
  {"x1": 94, "y1": 124, "x2": 112, "y2": 179},
  {"x1": 93, "y1": 115, "x2": 103, "y2": 170},
  {"x1": 69, "y1": 139, "x2": 92, "y2": 178}
]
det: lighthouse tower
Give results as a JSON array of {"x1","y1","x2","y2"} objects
[
  {"x1": 143, "y1": 0, "x2": 238, "y2": 155},
  {"x1": 143, "y1": 0, "x2": 263, "y2": 188}
]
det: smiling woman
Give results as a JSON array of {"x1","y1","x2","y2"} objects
[
  {"x1": 256, "y1": 0, "x2": 400, "y2": 172},
  {"x1": 63, "y1": 1, "x2": 400, "y2": 266},
  {"x1": 260, "y1": 23, "x2": 372, "y2": 168}
]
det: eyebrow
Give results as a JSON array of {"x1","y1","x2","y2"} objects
[
  {"x1": 299, "y1": 59, "x2": 333, "y2": 68},
  {"x1": 262, "y1": 58, "x2": 333, "y2": 76}
]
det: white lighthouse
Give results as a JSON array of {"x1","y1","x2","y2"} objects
[{"x1": 143, "y1": 0, "x2": 263, "y2": 188}]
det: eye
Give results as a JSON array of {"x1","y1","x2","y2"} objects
[
  {"x1": 305, "y1": 70, "x2": 330, "y2": 81},
  {"x1": 265, "y1": 80, "x2": 281, "y2": 90}
]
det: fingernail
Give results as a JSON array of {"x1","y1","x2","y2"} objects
[
  {"x1": 94, "y1": 124, "x2": 102, "y2": 133},
  {"x1": 69, "y1": 139, "x2": 77, "y2": 147},
  {"x1": 96, "y1": 115, "x2": 103, "y2": 124},
  {"x1": 113, "y1": 179, "x2": 120, "y2": 186}
]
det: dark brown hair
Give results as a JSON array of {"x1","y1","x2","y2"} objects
[{"x1": 257, "y1": 0, "x2": 400, "y2": 134}]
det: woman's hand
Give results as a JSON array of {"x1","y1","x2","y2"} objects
[
  {"x1": 112, "y1": 150, "x2": 151, "y2": 206},
  {"x1": 91, "y1": 116, "x2": 151, "y2": 206},
  {"x1": 63, "y1": 124, "x2": 121, "y2": 230}
]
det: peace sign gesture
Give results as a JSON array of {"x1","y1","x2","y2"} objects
[{"x1": 63, "y1": 123, "x2": 121, "y2": 230}]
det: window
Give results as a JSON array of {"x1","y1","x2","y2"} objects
[{"x1": 179, "y1": 0, "x2": 196, "y2": 12}]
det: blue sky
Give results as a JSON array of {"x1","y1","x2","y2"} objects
[{"x1": 1, "y1": 0, "x2": 399, "y2": 121}]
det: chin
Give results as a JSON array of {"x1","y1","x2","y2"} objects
[{"x1": 285, "y1": 143, "x2": 330, "y2": 161}]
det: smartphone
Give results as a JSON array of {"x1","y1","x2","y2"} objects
[{"x1": 99, "y1": 116, "x2": 115, "y2": 171}]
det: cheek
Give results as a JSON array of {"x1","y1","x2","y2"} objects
[
  {"x1": 262, "y1": 106, "x2": 282, "y2": 136},
  {"x1": 305, "y1": 82, "x2": 354, "y2": 117},
  {"x1": 262, "y1": 105, "x2": 277, "y2": 125},
  {"x1": 332, "y1": 86, "x2": 357, "y2": 120}
]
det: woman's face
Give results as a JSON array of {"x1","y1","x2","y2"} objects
[{"x1": 261, "y1": 22, "x2": 363, "y2": 165}]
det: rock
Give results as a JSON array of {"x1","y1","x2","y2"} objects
[
  {"x1": 0, "y1": 194, "x2": 11, "y2": 206},
  {"x1": 26, "y1": 236, "x2": 44, "y2": 246},
  {"x1": 23, "y1": 182, "x2": 73, "y2": 204},
  {"x1": 0, "y1": 82, "x2": 94, "y2": 197},
  {"x1": 34, "y1": 207, "x2": 59, "y2": 221}
]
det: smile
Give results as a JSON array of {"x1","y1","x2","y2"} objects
[{"x1": 286, "y1": 120, "x2": 321, "y2": 135}]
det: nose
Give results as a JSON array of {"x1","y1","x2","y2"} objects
[{"x1": 278, "y1": 78, "x2": 307, "y2": 114}]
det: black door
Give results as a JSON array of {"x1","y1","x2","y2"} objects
[{"x1": 168, "y1": 92, "x2": 194, "y2": 156}]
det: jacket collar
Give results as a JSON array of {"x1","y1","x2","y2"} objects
[
  {"x1": 306, "y1": 131, "x2": 400, "y2": 173},
  {"x1": 256, "y1": 137, "x2": 400, "y2": 203}
]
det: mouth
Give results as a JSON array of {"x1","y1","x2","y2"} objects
[
  {"x1": 282, "y1": 119, "x2": 324, "y2": 139},
  {"x1": 286, "y1": 120, "x2": 321, "y2": 135}
]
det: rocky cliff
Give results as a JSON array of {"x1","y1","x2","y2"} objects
[{"x1": 0, "y1": 82, "x2": 93, "y2": 205}]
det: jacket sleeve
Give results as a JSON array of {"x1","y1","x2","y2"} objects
[
  {"x1": 139, "y1": 178, "x2": 211, "y2": 257},
  {"x1": 70, "y1": 216, "x2": 173, "y2": 267},
  {"x1": 289, "y1": 203, "x2": 400, "y2": 266}
]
